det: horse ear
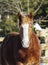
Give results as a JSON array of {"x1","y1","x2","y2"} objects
[
  {"x1": 29, "y1": 12, "x2": 33, "y2": 24},
  {"x1": 29, "y1": 12, "x2": 33, "y2": 19},
  {"x1": 18, "y1": 12, "x2": 22, "y2": 18},
  {"x1": 18, "y1": 12, "x2": 23, "y2": 27},
  {"x1": 18, "y1": 12, "x2": 24, "y2": 18}
]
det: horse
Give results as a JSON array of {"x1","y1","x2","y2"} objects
[{"x1": 1, "y1": 12, "x2": 41, "y2": 65}]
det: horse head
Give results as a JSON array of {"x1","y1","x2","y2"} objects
[{"x1": 18, "y1": 12, "x2": 33, "y2": 48}]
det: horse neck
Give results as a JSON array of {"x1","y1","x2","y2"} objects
[
  {"x1": 28, "y1": 27, "x2": 35, "y2": 50},
  {"x1": 29, "y1": 27, "x2": 32, "y2": 39}
]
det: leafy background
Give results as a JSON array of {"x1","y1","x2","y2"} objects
[{"x1": 0, "y1": 0, "x2": 48, "y2": 36}]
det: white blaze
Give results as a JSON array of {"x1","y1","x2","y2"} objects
[{"x1": 22, "y1": 23, "x2": 29, "y2": 48}]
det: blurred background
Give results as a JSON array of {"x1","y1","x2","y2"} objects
[{"x1": 0, "y1": 0, "x2": 48, "y2": 65}]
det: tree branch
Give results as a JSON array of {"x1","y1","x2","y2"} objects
[
  {"x1": 33, "y1": 0, "x2": 44, "y2": 15},
  {"x1": 0, "y1": 1, "x2": 22, "y2": 13}
]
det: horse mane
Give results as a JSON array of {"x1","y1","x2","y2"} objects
[{"x1": 31, "y1": 32, "x2": 41, "y2": 55}]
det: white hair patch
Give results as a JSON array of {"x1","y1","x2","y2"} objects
[{"x1": 22, "y1": 23, "x2": 30, "y2": 48}]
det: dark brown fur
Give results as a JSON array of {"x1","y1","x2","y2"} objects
[{"x1": 1, "y1": 32, "x2": 41, "y2": 65}]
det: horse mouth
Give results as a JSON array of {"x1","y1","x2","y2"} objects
[{"x1": 22, "y1": 40, "x2": 30, "y2": 48}]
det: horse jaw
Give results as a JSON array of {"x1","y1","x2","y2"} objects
[{"x1": 22, "y1": 23, "x2": 30, "y2": 48}]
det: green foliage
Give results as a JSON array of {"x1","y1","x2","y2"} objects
[
  {"x1": 39, "y1": 36, "x2": 45, "y2": 43},
  {"x1": 41, "y1": 50, "x2": 45, "y2": 57},
  {"x1": 0, "y1": 15, "x2": 19, "y2": 36},
  {"x1": 0, "y1": 0, "x2": 48, "y2": 18},
  {"x1": 0, "y1": 0, "x2": 48, "y2": 36}
]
